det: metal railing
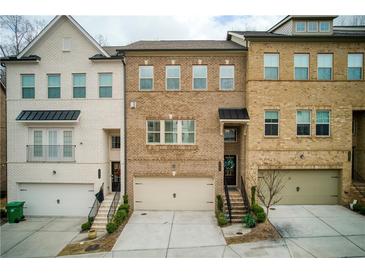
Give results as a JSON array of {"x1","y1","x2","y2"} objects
[
  {"x1": 240, "y1": 176, "x2": 251, "y2": 212},
  {"x1": 353, "y1": 171, "x2": 365, "y2": 196},
  {"x1": 224, "y1": 184, "x2": 232, "y2": 223},
  {"x1": 26, "y1": 145, "x2": 76, "y2": 162},
  {"x1": 88, "y1": 183, "x2": 104, "y2": 221},
  {"x1": 107, "y1": 191, "x2": 121, "y2": 223}
]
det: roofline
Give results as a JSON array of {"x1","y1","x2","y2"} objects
[
  {"x1": 117, "y1": 48, "x2": 247, "y2": 53},
  {"x1": 243, "y1": 35, "x2": 365, "y2": 42},
  {"x1": 268, "y1": 15, "x2": 338, "y2": 32},
  {"x1": 18, "y1": 15, "x2": 110, "y2": 58}
]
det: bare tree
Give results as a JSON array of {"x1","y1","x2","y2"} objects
[{"x1": 95, "y1": 34, "x2": 108, "y2": 46}]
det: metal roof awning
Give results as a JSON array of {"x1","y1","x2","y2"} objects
[
  {"x1": 219, "y1": 108, "x2": 250, "y2": 121},
  {"x1": 16, "y1": 110, "x2": 81, "y2": 122}
]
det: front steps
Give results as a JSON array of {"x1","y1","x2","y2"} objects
[
  {"x1": 350, "y1": 181, "x2": 365, "y2": 205},
  {"x1": 224, "y1": 188, "x2": 249, "y2": 223},
  {"x1": 91, "y1": 194, "x2": 116, "y2": 232}
]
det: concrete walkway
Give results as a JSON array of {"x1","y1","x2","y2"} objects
[{"x1": 1, "y1": 217, "x2": 84, "y2": 258}]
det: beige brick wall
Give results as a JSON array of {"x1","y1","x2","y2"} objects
[
  {"x1": 125, "y1": 52, "x2": 247, "y2": 207},
  {"x1": 0, "y1": 85, "x2": 6, "y2": 194}
]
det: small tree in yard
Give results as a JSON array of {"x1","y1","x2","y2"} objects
[{"x1": 255, "y1": 170, "x2": 286, "y2": 217}]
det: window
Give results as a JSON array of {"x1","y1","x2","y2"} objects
[
  {"x1": 307, "y1": 21, "x2": 318, "y2": 32},
  {"x1": 21, "y1": 74, "x2": 35, "y2": 98},
  {"x1": 73, "y1": 73, "x2": 86, "y2": 98},
  {"x1": 348, "y1": 53, "x2": 363, "y2": 80},
  {"x1": 63, "y1": 131, "x2": 73, "y2": 157},
  {"x1": 193, "y1": 65, "x2": 207, "y2": 90},
  {"x1": 317, "y1": 54, "x2": 333, "y2": 80},
  {"x1": 297, "y1": 110, "x2": 311, "y2": 136},
  {"x1": 33, "y1": 130, "x2": 43, "y2": 157},
  {"x1": 319, "y1": 21, "x2": 330, "y2": 32},
  {"x1": 99, "y1": 73, "x2": 112, "y2": 97},
  {"x1": 48, "y1": 74, "x2": 61, "y2": 98},
  {"x1": 264, "y1": 53, "x2": 279, "y2": 80},
  {"x1": 146, "y1": 120, "x2": 195, "y2": 144},
  {"x1": 62, "y1": 37, "x2": 71, "y2": 51},
  {"x1": 264, "y1": 111, "x2": 279, "y2": 136},
  {"x1": 224, "y1": 128, "x2": 237, "y2": 142},
  {"x1": 111, "y1": 136, "x2": 120, "y2": 149},
  {"x1": 219, "y1": 65, "x2": 234, "y2": 90},
  {"x1": 316, "y1": 110, "x2": 330, "y2": 136},
  {"x1": 294, "y1": 54, "x2": 309, "y2": 80},
  {"x1": 139, "y1": 66, "x2": 153, "y2": 91},
  {"x1": 166, "y1": 65, "x2": 180, "y2": 91},
  {"x1": 295, "y1": 22, "x2": 306, "y2": 32}
]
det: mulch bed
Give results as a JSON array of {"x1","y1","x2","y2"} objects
[
  {"x1": 58, "y1": 214, "x2": 130, "y2": 257},
  {"x1": 225, "y1": 220, "x2": 281, "y2": 245}
]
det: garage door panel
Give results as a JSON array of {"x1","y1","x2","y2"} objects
[{"x1": 134, "y1": 177, "x2": 214, "y2": 211}]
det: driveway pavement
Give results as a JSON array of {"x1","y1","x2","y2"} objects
[{"x1": 1, "y1": 217, "x2": 83, "y2": 258}]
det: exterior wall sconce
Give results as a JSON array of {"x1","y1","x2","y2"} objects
[
  {"x1": 168, "y1": 114, "x2": 173, "y2": 119},
  {"x1": 98, "y1": 169, "x2": 101, "y2": 179},
  {"x1": 348, "y1": 151, "x2": 351, "y2": 162},
  {"x1": 218, "y1": 161, "x2": 222, "y2": 171},
  {"x1": 130, "y1": 101, "x2": 137, "y2": 109},
  {"x1": 172, "y1": 164, "x2": 176, "y2": 176},
  {"x1": 300, "y1": 154, "x2": 304, "y2": 159},
  {"x1": 52, "y1": 170, "x2": 56, "y2": 175}
]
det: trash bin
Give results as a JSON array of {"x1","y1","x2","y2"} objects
[{"x1": 6, "y1": 201, "x2": 25, "y2": 223}]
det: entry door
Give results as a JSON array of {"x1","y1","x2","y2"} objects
[
  {"x1": 224, "y1": 155, "x2": 237, "y2": 186},
  {"x1": 111, "y1": 162, "x2": 121, "y2": 192}
]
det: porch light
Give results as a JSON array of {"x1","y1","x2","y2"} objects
[{"x1": 172, "y1": 164, "x2": 176, "y2": 176}]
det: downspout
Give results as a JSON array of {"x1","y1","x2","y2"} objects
[{"x1": 122, "y1": 54, "x2": 127, "y2": 196}]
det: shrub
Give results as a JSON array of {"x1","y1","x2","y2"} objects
[
  {"x1": 81, "y1": 221, "x2": 92, "y2": 231},
  {"x1": 251, "y1": 186, "x2": 256, "y2": 206},
  {"x1": 353, "y1": 203, "x2": 362, "y2": 212},
  {"x1": 360, "y1": 206, "x2": 365, "y2": 215},
  {"x1": 118, "y1": 203, "x2": 130, "y2": 213},
  {"x1": 256, "y1": 211, "x2": 267, "y2": 223},
  {"x1": 216, "y1": 195, "x2": 224, "y2": 212},
  {"x1": 88, "y1": 216, "x2": 94, "y2": 223},
  {"x1": 252, "y1": 203, "x2": 264, "y2": 215},
  {"x1": 242, "y1": 213, "x2": 256, "y2": 228},
  {"x1": 106, "y1": 222, "x2": 118, "y2": 234},
  {"x1": 114, "y1": 209, "x2": 127, "y2": 226},
  {"x1": 217, "y1": 212, "x2": 228, "y2": 226},
  {"x1": 123, "y1": 195, "x2": 129, "y2": 205}
]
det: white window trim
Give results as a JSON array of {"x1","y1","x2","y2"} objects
[
  {"x1": 72, "y1": 73, "x2": 86, "y2": 98},
  {"x1": 47, "y1": 74, "x2": 61, "y2": 99},
  {"x1": 219, "y1": 65, "x2": 235, "y2": 91},
  {"x1": 307, "y1": 21, "x2": 318, "y2": 32},
  {"x1": 111, "y1": 135, "x2": 121, "y2": 149},
  {"x1": 29, "y1": 128, "x2": 74, "y2": 145},
  {"x1": 317, "y1": 54, "x2": 333, "y2": 80},
  {"x1": 224, "y1": 128, "x2": 238, "y2": 143},
  {"x1": 296, "y1": 110, "x2": 311, "y2": 137},
  {"x1": 295, "y1": 21, "x2": 306, "y2": 32},
  {"x1": 263, "y1": 53, "x2": 280, "y2": 80},
  {"x1": 192, "y1": 65, "x2": 208, "y2": 91},
  {"x1": 165, "y1": 65, "x2": 181, "y2": 91},
  {"x1": 264, "y1": 110, "x2": 280, "y2": 138},
  {"x1": 347, "y1": 53, "x2": 364, "y2": 80},
  {"x1": 319, "y1": 21, "x2": 331, "y2": 33},
  {"x1": 98, "y1": 72, "x2": 113, "y2": 98},
  {"x1": 315, "y1": 110, "x2": 331, "y2": 137},
  {"x1": 294, "y1": 53, "x2": 310, "y2": 80},
  {"x1": 21, "y1": 74, "x2": 35, "y2": 99},
  {"x1": 139, "y1": 66, "x2": 154, "y2": 91}
]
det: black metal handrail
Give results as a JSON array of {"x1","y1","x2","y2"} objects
[
  {"x1": 88, "y1": 183, "x2": 104, "y2": 221},
  {"x1": 240, "y1": 176, "x2": 251, "y2": 212},
  {"x1": 224, "y1": 184, "x2": 232, "y2": 223},
  {"x1": 107, "y1": 191, "x2": 121, "y2": 223}
]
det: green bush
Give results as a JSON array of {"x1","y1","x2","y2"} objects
[
  {"x1": 81, "y1": 221, "x2": 92, "y2": 231},
  {"x1": 216, "y1": 195, "x2": 224, "y2": 212},
  {"x1": 251, "y1": 186, "x2": 256, "y2": 206},
  {"x1": 106, "y1": 222, "x2": 118, "y2": 234},
  {"x1": 88, "y1": 216, "x2": 94, "y2": 223},
  {"x1": 353, "y1": 203, "x2": 362, "y2": 212},
  {"x1": 118, "y1": 203, "x2": 130, "y2": 213},
  {"x1": 360, "y1": 206, "x2": 365, "y2": 215},
  {"x1": 217, "y1": 212, "x2": 228, "y2": 226},
  {"x1": 242, "y1": 213, "x2": 256, "y2": 228},
  {"x1": 123, "y1": 195, "x2": 129, "y2": 205},
  {"x1": 256, "y1": 211, "x2": 267, "y2": 223},
  {"x1": 252, "y1": 203, "x2": 265, "y2": 215},
  {"x1": 114, "y1": 209, "x2": 127, "y2": 226}
]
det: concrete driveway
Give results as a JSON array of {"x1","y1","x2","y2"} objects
[
  {"x1": 269, "y1": 205, "x2": 365, "y2": 258},
  {"x1": 1, "y1": 217, "x2": 84, "y2": 258}
]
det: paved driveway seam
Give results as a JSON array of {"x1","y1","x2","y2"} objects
[
  {"x1": 285, "y1": 238, "x2": 316, "y2": 258},
  {"x1": 165, "y1": 211, "x2": 175, "y2": 258}
]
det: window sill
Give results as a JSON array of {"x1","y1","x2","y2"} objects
[
  {"x1": 264, "y1": 136, "x2": 279, "y2": 138},
  {"x1": 146, "y1": 144, "x2": 198, "y2": 151}
]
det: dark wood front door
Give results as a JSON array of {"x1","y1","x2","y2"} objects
[
  {"x1": 111, "y1": 161, "x2": 121, "y2": 192},
  {"x1": 224, "y1": 155, "x2": 237, "y2": 186}
]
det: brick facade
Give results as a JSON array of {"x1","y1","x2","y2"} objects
[{"x1": 0, "y1": 83, "x2": 6, "y2": 195}]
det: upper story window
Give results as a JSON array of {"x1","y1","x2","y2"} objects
[
  {"x1": 295, "y1": 21, "x2": 306, "y2": 32},
  {"x1": 165, "y1": 120, "x2": 178, "y2": 144},
  {"x1": 219, "y1": 65, "x2": 234, "y2": 90},
  {"x1": 294, "y1": 54, "x2": 309, "y2": 80},
  {"x1": 307, "y1": 21, "x2": 318, "y2": 32},
  {"x1": 348, "y1": 53, "x2": 363, "y2": 80},
  {"x1": 166, "y1": 65, "x2": 180, "y2": 91},
  {"x1": 316, "y1": 110, "x2": 330, "y2": 136},
  {"x1": 147, "y1": 120, "x2": 195, "y2": 145},
  {"x1": 264, "y1": 110, "x2": 279, "y2": 137},
  {"x1": 21, "y1": 74, "x2": 35, "y2": 99},
  {"x1": 317, "y1": 54, "x2": 333, "y2": 80},
  {"x1": 182, "y1": 120, "x2": 195, "y2": 144},
  {"x1": 139, "y1": 66, "x2": 153, "y2": 91},
  {"x1": 48, "y1": 74, "x2": 61, "y2": 98},
  {"x1": 264, "y1": 53, "x2": 279, "y2": 80},
  {"x1": 99, "y1": 73, "x2": 112, "y2": 97},
  {"x1": 297, "y1": 110, "x2": 311, "y2": 136},
  {"x1": 111, "y1": 136, "x2": 120, "y2": 149},
  {"x1": 319, "y1": 21, "x2": 331, "y2": 32},
  {"x1": 224, "y1": 128, "x2": 237, "y2": 142},
  {"x1": 193, "y1": 65, "x2": 207, "y2": 90},
  {"x1": 147, "y1": 120, "x2": 160, "y2": 144},
  {"x1": 73, "y1": 73, "x2": 86, "y2": 98},
  {"x1": 62, "y1": 37, "x2": 72, "y2": 51}
]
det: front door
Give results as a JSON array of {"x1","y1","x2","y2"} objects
[
  {"x1": 224, "y1": 155, "x2": 237, "y2": 186},
  {"x1": 111, "y1": 162, "x2": 121, "y2": 192}
]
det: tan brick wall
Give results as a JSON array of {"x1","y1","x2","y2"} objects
[
  {"x1": 0, "y1": 85, "x2": 6, "y2": 194},
  {"x1": 125, "y1": 52, "x2": 247, "y2": 207},
  {"x1": 245, "y1": 41, "x2": 365, "y2": 204}
]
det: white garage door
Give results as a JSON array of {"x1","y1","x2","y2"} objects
[
  {"x1": 18, "y1": 183, "x2": 95, "y2": 216},
  {"x1": 134, "y1": 177, "x2": 214, "y2": 211}
]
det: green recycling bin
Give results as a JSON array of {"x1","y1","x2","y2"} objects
[{"x1": 6, "y1": 201, "x2": 25, "y2": 223}]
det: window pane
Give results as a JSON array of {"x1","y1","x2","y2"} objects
[
  {"x1": 167, "y1": 78, "x2": 179, "y2": 90},
  {"x1": 348, "y1": 68, "x2": 362, "y2": 80},
  {"x1": 148, "y1": 121, "x2": 160, "y2": 131},
  {"x1": 297, "y1": 124, "x2": 310, "y2": 136},
  {"x1": 73, "y1": 87, "x2": 86, "y2": 98},
  {"x1": 165, "y1": 120, "x2": 178, "y2": 132},
  {"x1": 224, "y1": 128, "x2": 237, "y2": 142},
  {"x1": 22, "y1": 87, "x2": 35, "y2": 98},
  {"x1": 99, "y1": 87, "x2": 112, "y2": 97},
  {"x1": 165, "y1": 133, "x2": 178, "y2": 144},
  {"x1": 34, "y1": 131, "x2": 43, "y2": 157},
  {"x1": 320, "y1": 22, "x2": 330, "y2": 32},
  {"x1": 140, "y1": 79, "x2": 153, "y2": 90},
  {"x1": 295, "y1": 54, "x2": 309, "y2": 67},
  {"x1": 48, "y1": 130, "x2": 58, "y2": 158},
  {"x1": 111, "y1": 136, "x2": 120, "y2": 149},
  {"x1": 63, "y1": 131, "x2": 72, "y2": 157},
  {"x1": 48, "y1": 75, "x2": 60, "y2": 87},
  {"x1": 182, "y1": 120, "x2": 195, "y2": 132},
  {"x1": 296, "y1": 22, "x2": 305, "y2": 32},
  {"x1": 99, "y1": 73, "x2": 112, "y2": 86},
  {"x1": 193, "y1": 66, "x2": 207, "y2": 78},
  {"x1": 166, "y1": 66, "x2": 180, "y2": 78},
  {"x1": 318, "y1": 68, "x2": 332, "y2": 80},
  {"x1": 182, "y1": 133, "x2": 194, "y2": 144},
  {"x1": 348, "y1": 54, "x2": 363, "y2": 67},
  {"x1": 22, "y1": 75, "x2": 34, "y2": 87},
  {"x1": 193, "y1": 78, "x2": 207, "y2": 89},
  {"x1": 48, "y1": 87, "x2": 60, "y2": 98},
  {"x1": 265, "y1": 124, "x2": 278, "y2": 136},
  {"x1": 265, "y1": 111, "x2": 278, "y2": 122},
  {"x1": 220, "y1": 66, "x2": 234, "y2": 78},
  {"x1": 295, "y1": 68, "x2": 308, "y2": 80},
  {"x1": 316, "y1": 111, "x2": 329, "y2": 124},
  {"x1": 297, "y1": 110, "x2": 310, "y2": 123},
  {"x1": 307, "y1": 21, "x2": 318, "y2": 32},
  {"x1": 264, "y1": 54, "x2": 279, "y2": 67},
  {"x1": 148, "y1": 133, "x2": 160, "y2": 143},
  {"x1": 73, "y1": 74, "x2": 86, "y2": 86},
  {"x1": 316, "y1": 124, "x2": 329, "y2": 136},
  {"x1": 318, "y1": 54, "x2": 332, "y2": 67},
  {"x1": 220, "y1": 78, "x2": 233, "y2": 90},
  {"x1": 264, "y1": 67, "x2": 278, "y2": 80},
  {"x1": 140, "y1": 66, "x2": 153, "y2": 78}
]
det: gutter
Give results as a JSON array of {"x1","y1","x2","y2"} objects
[{"x1": 122, "y1": 55, "x2": 127, "y2": 196}]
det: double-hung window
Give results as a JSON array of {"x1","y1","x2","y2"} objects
[
  {"x1": 319, "y1": 21, "x2": 330, "y2": 32},
  {"x1": 99, "y1": 73, "x2": 112, "y2": 97},
  {"x1": 73, "y1": 73, "x2": 86, "y2": 98},
  {"x1": 295, "y1": 22, "x2": 306, "y2": 32},
  {"x1": 48, "y1": 74, "x2": 61, "y2": 98},
  {"x1": 147, "y1": 120, "x2": 195, "y2": 145},
  {"x1": 166, "y1": 65, "x2": 180, "y2": 91},
  {"x1": 317, "y1": 54, "x2": 333, "y2": 80},
  {"x1": 139, "y1": 66, "x2": 153, "y2": 91},
  {"x1": 111, "y1": 136, "x2": 121, "y2": 149},
  {"x1": 316, "y1": 110, "x2": 330, "y2": 136},
  {"x1": 219, "y1": 65, "x2": 234, "y2": 90},
  {"x1": 182, "y1": 120, "x2": 195, "y2": 144},
  {"x1": 297, "y1": 110, "x2": 311, "y2": 136},
  {"x1": 264, "y1": 111, "x2": 279, "y2": 136},
  {"x1": 307, "y1": 21, "x2": 318, "y2": 32},
  {"x1": 193, "y1": 65, "x2": 207, "y2": 90},
  {"x1": 165, "y1": 120, "x2": 178, "y2": 144},
  {"x1": 348, "y1": 53, "x2": 363, "y2": 80},
  {"x1": 63, "y1": 131, "x2": 73, "y2": 157},
  {"x1": 21, "y1": 74, "x2": 35, "y2": 98},
  {"x1": 147, "y1": 121, "x2": 160, "y2": 144},
  {"x1": 264, "y1": 54, "x2": 279, "y2": 80},
  {"x1": 294, "y1": 54, "x2": 309, "y2": 80}
]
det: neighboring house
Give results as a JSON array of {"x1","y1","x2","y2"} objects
[
  {"x1": 228, "y1": 15, "x2": 365, "y2": 205},
  {"x1": 0, "y1": 80, "x2": 6, "y2": 197},
  {"x1": 0, "y1": 15, "x2": 125, "y2": 218}
]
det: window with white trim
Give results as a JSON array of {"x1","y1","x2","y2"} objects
[
  {"x1": 182, "y1": 120, "x2": 195, "y2": 144},
  {"x1": 219, "y1": 65, "x2": 234, "y2": 90},
  {"x1": 139, "y1": 66, "x2": 153, "y2": 91},
  {"x1": 48, "y1": 74, "x2": 61, "y2": 98},
  {"x1": 294, "y1": 54, "x2": 309, "y2": 80},
  {"x1": 297, "y1": 110, "x2": 311, "y2": 136},
  {"x1": 146, "y1": 120, "x2": 195, "y2": 144},
  {"x1": 307, "y1": 21, "x2": 318, "y2": 32},
  {"x1": 111, "y1": 136, "x2": 120, "y2": 149},
  {"x1": 166, "y1": 65, "x2": 180, "y2": 91},
  {"x1": 295, "y1": 22, "x2": 306, "y2": 32},
  {"x1": 224, "y1": 128, "x2": 237, "y2": 142},
  {"x1": 99, "y1": 73, "x2": 112, "y2": 98},
  {"x1": 317, "y1": 54, "x2": 333, "y2": 80},
  {"x1": 319, "y1": 21, "x2": 331, "y2": 32},
  {"x1": 21, "y1": 74, "x2": 35, "y2": 99},
  {"x1": 165, "y1": 120, "x2": 178, "y2": 143},
  {"x1": 147, "y1": 120, "x2": 160, "y2": 143},
  {"x1": 193, "y1": 65, "x2": 207, "y2": 90},
  {"x1": 73, "y1": 73, "x2": 86, "y2": 98},
  {"x1": 348, "y1": 53, "x2": 363, "y2": 80},
  {"x1": 316, "y1": 110, "x2": 330, "y2": 136},
  {"x1": 264, "y1": 53, "x2": 279, "y2": 80},
  {"x1": 264, "y1": 111, "x2": 279, "y2": 136}
]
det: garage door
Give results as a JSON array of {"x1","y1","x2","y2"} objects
[
  {"x1": 18, "y1": 183, "x2": 95, "y2": 216},
  {"x1": 134, "y1": 177, "x2": 214, "y2": 211},
  {"x1": 258, "y1": 170, "x2": 340, "y2": 205}
]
